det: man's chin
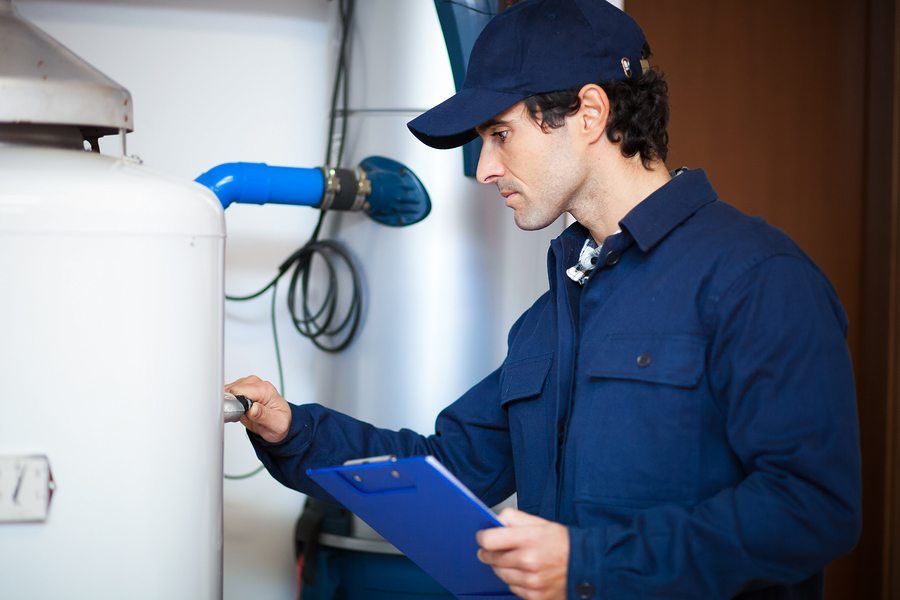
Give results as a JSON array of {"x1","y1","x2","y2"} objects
[{"x1": 513, "y1": 210, "x2": 559, "y2": 232}]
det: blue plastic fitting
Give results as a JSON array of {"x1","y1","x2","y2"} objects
[
  {"x1": 360, "y1": 156, "x2": 431, "y2": 227},
  {"x1": 195, "y1": 162, "x2": 324, "y2": 209},
  {"x1": 195, "y1": 158, "x2": 431, "y2": 228}
]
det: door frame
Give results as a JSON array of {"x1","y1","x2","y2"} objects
[
  {"x1": 881, "y1": 0, "x2": 900, "y2": 594},
  {"x1": 864, "y1": 0, "x2": 900, "y2": 596}
]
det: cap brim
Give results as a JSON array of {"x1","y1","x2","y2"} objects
[{"x1": 407, "y1": 88, "x2": 525, "y2": 149}]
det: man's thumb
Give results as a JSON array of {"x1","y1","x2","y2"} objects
[{"x1": 248, "y1": 402, "x2": 262, "y2": 420}]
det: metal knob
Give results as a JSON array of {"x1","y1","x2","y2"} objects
[{"x1": 223, "y1": 392, "x2": 253, "y2": 423}]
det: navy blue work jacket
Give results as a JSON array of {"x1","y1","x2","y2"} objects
[{"x1": 252, "y1": 170, "x2": 862, "y2": 599}]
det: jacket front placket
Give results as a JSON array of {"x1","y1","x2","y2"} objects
[{"x1": 547, "y1": 234, "x2": 582, "y2": 521}]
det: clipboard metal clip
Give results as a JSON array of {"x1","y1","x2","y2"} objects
[{"x1": 343, "y1": 455, "x2": 397, "y2": 466}]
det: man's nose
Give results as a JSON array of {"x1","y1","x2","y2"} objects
[{"x1": 476, "y1": 142, "x2": 504, "y2": 184}]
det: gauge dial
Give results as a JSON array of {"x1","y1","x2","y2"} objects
[{"x1": 0, "y1": 455, "x2": 53, "y2": 523}]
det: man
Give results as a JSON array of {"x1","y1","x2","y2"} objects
[{"x1": 227, "y1": 0, "x2": 861, "y2": 598}]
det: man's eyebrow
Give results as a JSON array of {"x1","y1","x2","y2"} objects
[{"x1": 476, "y1": 118, "x2": 512, "y2": 133}]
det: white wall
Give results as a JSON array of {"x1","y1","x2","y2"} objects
[{"x1": 15, "y1": 1, "x2": 334, "y2": 597}]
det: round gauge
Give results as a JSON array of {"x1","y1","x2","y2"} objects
[{"x1": 0, "y1": 455, "x2": 53, "y2": 523}]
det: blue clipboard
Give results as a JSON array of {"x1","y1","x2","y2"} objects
[{"x1": 307, "y1": 455, "x2": 514, "y2": 599}]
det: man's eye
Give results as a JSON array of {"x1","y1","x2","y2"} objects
[{"x1": 492, "y1": 130, "x2": 509, "y2": 142}]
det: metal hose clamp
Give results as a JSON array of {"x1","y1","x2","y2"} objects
[
  {"x1": 352, "y1": 167, "x2": 372, "y2": 212},
  {"x1": 320, "y1": 166, "x2": 341, "y2": 211}
]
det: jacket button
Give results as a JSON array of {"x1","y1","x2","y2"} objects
[
  {"x1": 636, "y1": 353, "x2": 652, "y2": 368},
  {"x1": 576, "y1": 581, "x2": 595, "y2": 598},
  {"x1": 604, "y1": 251, "x2": 620, "y2": 266}
]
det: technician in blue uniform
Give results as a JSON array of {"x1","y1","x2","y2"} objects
[{"x1": 227, "y1": 1, "x2": 862, "y2": 598}]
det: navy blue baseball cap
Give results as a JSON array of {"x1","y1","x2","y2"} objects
[{"x1": 408, "y1": 0, "x2": 647, "y2": 149}]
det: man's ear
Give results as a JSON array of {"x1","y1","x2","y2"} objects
[{"x1": 577, "y1": 84, "x2": 609, "y2": 144}]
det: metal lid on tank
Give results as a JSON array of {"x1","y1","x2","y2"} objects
[{"x1": 0, "y1": 0, "x2": 132, "y2": 136}]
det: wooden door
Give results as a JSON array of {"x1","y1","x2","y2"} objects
[{"x1": 624, "y1": 0, "x2": 898, "y2": 597}]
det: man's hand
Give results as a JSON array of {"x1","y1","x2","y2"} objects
[
  {"x1": 224, "y1": 375, "x2": 292, "y2": 444},
  {"x1": 476, "y1": 507, "x2": 569, "y2": 600}
]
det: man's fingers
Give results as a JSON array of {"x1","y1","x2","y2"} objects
[
  {"x1": 225, "y1": 376, "x2": 291, "y2": 444},
  {"x1": 478, "y1": 550, "x2": 524, "y2": 570},
  {"x1": 227, "y1": 379, "x2": 280, "y2": 407},
  {"x1": 491, "y1": 565, "x2": 540, "y2": 589},
  {"x1": 507, "y1": 584, "x2": 527, "y2": 599},
  {"x1": 477, "y1": 525, "x2": 535, "y2": 551},
  {"x1": 239, "y1": 405, "x2": 283, "y2": 439},
  {"x1": 478, "y1": 548, "x2": 539, "y2": 571},
  {"x1": 224, "y1": 374, "x2": 262, "y2": 391},
  {"x1": 479, "y1": 514, "x2": 569, "y2": 600},
  {"x1": 498, "y1": 507, "x2": 546, "y2": 527}
]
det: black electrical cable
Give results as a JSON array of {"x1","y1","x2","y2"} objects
[
  {"x1": 326, "y1": 0, "x2": 354, "y2": 167},
  {"x1": 286, "y1": 240, "x2": 362, "y2": 353},
  {"x1": 335, "y1": 0, "x2": 352, "y2": 168}
]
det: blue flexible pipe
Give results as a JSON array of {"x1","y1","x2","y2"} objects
[{"x1": 195, "y1": 163, "x2": 324, "y2": 209}]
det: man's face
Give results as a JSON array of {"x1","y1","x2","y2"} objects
[{"x1": 475, "y1": 102, "x2": 585, "y2": 231}]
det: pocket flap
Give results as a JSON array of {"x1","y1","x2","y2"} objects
[
  {"x1": 588, "y1": 334, "x2": 705, "y2": 388},
  {"x1": 500, "y1": 353, "x2": 553, "y2": 406}
]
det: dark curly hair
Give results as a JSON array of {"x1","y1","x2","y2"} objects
[{"x1": 523, "y1": 44, "x2": 669, "y2": 169}]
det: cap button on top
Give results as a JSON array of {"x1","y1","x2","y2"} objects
[
  {"x1": 636, "y1": 353, "x2": 652, "y2": 368},
  {"x1": 576, "y1": 581, "x2": 596, "y2": 599}
]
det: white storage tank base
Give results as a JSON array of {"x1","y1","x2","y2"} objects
[{"x1": 0, "y1": 137, "x2": 225, "y2": 599}]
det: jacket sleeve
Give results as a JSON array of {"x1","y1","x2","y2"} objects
[
  {"x1": 566, "y1": 254, "x2": 862, "y2": 598},
  {"x1": 248, "y1": 316, "x2": 527, "y2": 508}
]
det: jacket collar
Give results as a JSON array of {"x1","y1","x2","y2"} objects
[
  {"x1": 619, "y1": 169, "x2": 717, "y2": 252},
  {"x1": 549, "y1": 169, "x2": 717, "y2": 287}
]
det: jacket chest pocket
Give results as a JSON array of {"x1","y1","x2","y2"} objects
[
  {"x1": 500, "y1": 353, "x2": 554, "y2": 510},
  {"x1": 573, "y1": 334, "x2": 707, "y2": 505}
]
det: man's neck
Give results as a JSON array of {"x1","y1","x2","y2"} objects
[{"x1": 570, "y1": 159, "x2": 672, "y2": 243}]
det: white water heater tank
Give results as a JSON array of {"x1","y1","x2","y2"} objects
[{"x1": 0, "y1": 2, "x2": 225, "y2": 598}]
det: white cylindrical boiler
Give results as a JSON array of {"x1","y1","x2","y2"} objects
[
  {"x1": 0, "y1": 138, "x2": 225, "y2": 598},
  {"x1": 0, "y1": 2, "x2": 225, "y2": 596}
]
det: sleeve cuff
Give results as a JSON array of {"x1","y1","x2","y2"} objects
[{"x1": 247, "y1": 402, "x2": 314, "y2": 457}]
